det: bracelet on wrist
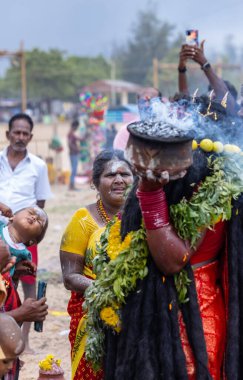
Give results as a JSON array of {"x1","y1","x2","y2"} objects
[
  {"x1": 201, "y1": 61, "x2": 211, "y2": 71},
  {"x1": 178, "y1": 66, "x2": 187, "y2": 73},
  {"x1": 136, "y1": 188, "x2": 170, "y2": 230}
]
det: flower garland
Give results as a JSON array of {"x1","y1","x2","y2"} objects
[
  {"x1": 83, "y1": 218, "x2": 148, "y2": 370},
  {"x1": 83, "y1": 154, "x2": 243, "y2": 370},
  {"x1": 170, "y1": 155, "x2": 243, "y2": 248}
]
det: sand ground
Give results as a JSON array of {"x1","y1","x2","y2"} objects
[{"x1": 19, "y1": 182, "x2": 96, "y2": 380}]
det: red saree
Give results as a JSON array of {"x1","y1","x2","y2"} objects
[
  {"x1": 179, "y1": 221, "x2": 227, "y2": 380},
  {"x1": 68, "y1": 290, "x2": 104, "y2": 380}
]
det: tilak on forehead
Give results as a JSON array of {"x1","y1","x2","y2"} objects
[{"x1": 106, "y1": 160, "x2": 128, "y2": 173}]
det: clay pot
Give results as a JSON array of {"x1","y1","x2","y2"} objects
[
  {"x1": 125, "y1": 123, "x2": 193, "y2": 178},
  {"x1": 37, "y1": 373, "x2": 65, "y2": 380}
]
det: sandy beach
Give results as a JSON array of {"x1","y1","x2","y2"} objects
[{"x1": 19, "y1": 182, "x2": 96, "y2": 380}]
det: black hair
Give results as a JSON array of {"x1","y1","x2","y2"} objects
[
  {"x1": 8, "y1": 113, "x2": 34, "y2": 132},
  {"x1": 104, "y1": 149, "x2": 221, "y2": 379},
  {"x1": 92, "y1": 149, "x2": 132, "y2": 189},
  {"x1": 71, "y1": 120, "x2": 79, "y2": 129}
]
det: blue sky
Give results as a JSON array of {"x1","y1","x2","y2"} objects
[{"x1": 0, "y1": 0, "x2": 242, "y2": 69}]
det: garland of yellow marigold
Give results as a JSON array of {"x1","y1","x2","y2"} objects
[
  {"x1": 83, "y1": 155, "x2": 243, "y2": 370},
  {"x1": 83, "y1": 218, "x2": 148, "y2": 370}
]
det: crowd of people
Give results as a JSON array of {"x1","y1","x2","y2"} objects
[
  {"x1": 61, "y1": 40, "x2": 243, "y2": 380},
  {"x1": 1, "y1": 38, "x2": 243, "y2": 380}
]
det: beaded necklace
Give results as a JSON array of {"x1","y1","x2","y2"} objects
[{"x1": 96, "y1": 199, "x2": 111, "y2": 224}]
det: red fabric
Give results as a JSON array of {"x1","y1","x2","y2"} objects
[
  {"x1": 20, "y1": 244, "x2": 38, "y2": 285},
  {"x1": 179, "y1": 261, "x2": 226, "y2": 380},
  {"x1": 1, "y1": 272, "x2": 21, "y2": 312},
  {"x1": 68, "y1": 290, "x2": 104, "y2": 380},
  {"x1": 190, "y1": 221, "x2": 226, "y2": 265},
  {"x1": 179, "y1": 222, "x2": 227, "y2": 379}
]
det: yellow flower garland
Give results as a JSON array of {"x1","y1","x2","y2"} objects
[
  {"x1": 100, "y1": 306, "x2": 121, "y2": 332},
  {"x1": 107, "y1": 219, "x2": 133, "y2": 261}
]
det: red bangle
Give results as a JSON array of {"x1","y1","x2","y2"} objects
[{"x1": 136, "y1": 188, "x2": 169, "y2": 230}]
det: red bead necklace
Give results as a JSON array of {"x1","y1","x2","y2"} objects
[{"x1": 96, "y1": 199, "x2": 111, "y2": 224}]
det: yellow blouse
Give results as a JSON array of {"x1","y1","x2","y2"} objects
[{"x1": 60, "y1": 208, "x2": 105, "y2": 278}]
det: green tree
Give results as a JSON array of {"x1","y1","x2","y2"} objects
[
  {"x1": 113, "y1": 7, "x2": 176, "y2": 85},
  {"x1": 65, "y1": 55, "x2": 111, "y2": 98},
  {"x1": 0, "y1": 49, "x2": 111, "y2": 101}
]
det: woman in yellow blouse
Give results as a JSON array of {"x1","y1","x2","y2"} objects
[{"x1": 60, "y1": 149, "x2": 133, "y2": 380}]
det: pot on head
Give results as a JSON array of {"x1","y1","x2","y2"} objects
[{"x1": 125, "y1": 122, "x2": 194, "y2": 179}]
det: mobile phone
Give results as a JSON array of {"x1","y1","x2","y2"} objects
[
  {"x1": 186, "y1": 30, "x2": 199, "y2": 46},
  {"x1": 34, "y1": 280, "x2": 47, "y2": 332}
]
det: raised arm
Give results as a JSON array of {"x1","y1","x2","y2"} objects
[
  {"x1": 184, "y1": 41, "x2": 237, "y2": 115},
  {"x1": 178, "y1": 45, "x2": 190, "y2": 95}
]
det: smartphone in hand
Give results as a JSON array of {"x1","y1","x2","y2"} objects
[
  {"x1": 34, "y1": 280, "x2": 47, "y2": 332},
  {"x1": 185, "y1": 30, "x2": 199, "y2": 46}
]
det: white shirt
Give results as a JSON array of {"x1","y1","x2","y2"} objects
[{"x1": 0, "y1": 148, "x2": 52, "y2": 213}]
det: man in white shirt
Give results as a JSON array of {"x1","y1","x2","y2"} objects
[{"x1": 0, "y1": 113, "x2": 52, "y2": 353}]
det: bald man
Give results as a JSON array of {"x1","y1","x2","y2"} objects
[{"x1": 0, "y1": 314, "x2": 25, "y2": 377}]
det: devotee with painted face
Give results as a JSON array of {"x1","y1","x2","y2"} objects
[{"x1": 60, "y1": 149, "x2": 134, "y2": 380}]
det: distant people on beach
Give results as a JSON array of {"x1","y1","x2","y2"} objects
[{"x1": 67, "y1": 119, "x2": 85, "y2": 190}]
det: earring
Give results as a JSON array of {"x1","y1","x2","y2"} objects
[
  {"x1": 96, "y1": 192, "x2": 100, "y2": 200},
  {"x1": 90, "y1": 183, "x2": 95, "y2": 190}
]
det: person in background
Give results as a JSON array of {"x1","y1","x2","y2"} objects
[
  {"x1": 178, "y1": 40, "x2": 238, "y2": 115},
  {"x1": 67, "y1": 119, "x2": 84, "y2": 190},
  {"x1": 0, "y1": 314, "x2": 25, "y2": 379},
  {"x1": 0, "y1": 113, "x2": 52, "y2": 354},
  {"x1": 105, "y1": 124, "x2": 117, "y2": 149},
  {"x1": 60, "y1": 149, "x2": 134, "y2": 380}
]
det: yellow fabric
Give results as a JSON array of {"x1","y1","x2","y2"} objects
[
  {"x1": 61, "y1": 208, "x2": 99, "y2": 255},
  {"x1": 61, "y1": 208, "x2": 105, "y2": 378},
  {"x1": 83, "y1": 265, "x2": 96, "y2": 279},
  {"x1": 0, "y1": 275, "x2": 7, "y2": 308},
  {"x1": 71, "y1": 316, "x2": 87, "y2": 379}
]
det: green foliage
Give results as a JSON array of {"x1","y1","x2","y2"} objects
[
  {"x1": 83, "y1": 220, "x2": 149, "y2": 369},
  {"x1": 170, "y1": 155, "x2": 243, "y2": 248},
  {"x1": 174, "y1": 270, "x2": 191, "y2": 304},
  {"x1": 0, "y1": 49, "x2": 111, "y2": 101}
]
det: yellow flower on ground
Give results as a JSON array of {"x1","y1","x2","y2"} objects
[
  {"x1": 46, "y1": 354, "x2": 54, "y2": 361},
  {"x1": 39, "y1": 360, "x2": 52, "y2": 371},
  {"x1": 38, "y1": 354, "x2": 62, "y2": 371},
  {"x1": 100, "y1": 307, "x2": 120, "y2": 328}
]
